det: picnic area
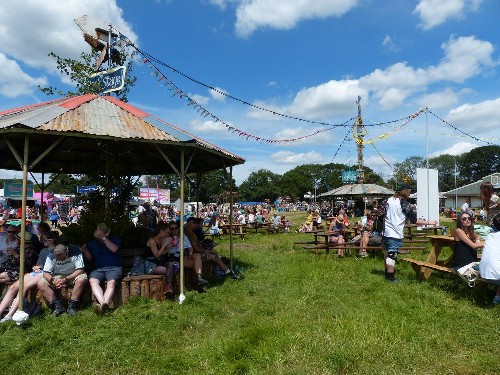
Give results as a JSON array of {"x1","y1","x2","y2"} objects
[{"x1": 1, "y1": 211, "x2": 499, "y2": 374}]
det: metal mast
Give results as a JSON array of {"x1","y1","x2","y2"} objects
[{"x1": 353, "y1": 96, "x2": 366, "y2": 184}]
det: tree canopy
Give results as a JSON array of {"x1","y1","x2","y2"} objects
[{"x1": 38, "y1": 49, "x2": 136, "y2": 102}]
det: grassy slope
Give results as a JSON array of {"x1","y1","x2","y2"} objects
[{"x1": 1, "y1": 212, "x2": 499, "y2": 374}]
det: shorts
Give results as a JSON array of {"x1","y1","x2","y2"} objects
[
  {"x1": 90, "y1": 266, "x2": 122, "y2": 282},
  {"x1": 201, "y1": 252, "x2": 216, "y2": 261},
  {"x1": 383, "y1": 237, "x2": 403, "y2": 254},
  {"x1": 29, "y1": 269, "x2": 44, "y2": 277},
  {"x1": 39, "y1": 273, "x2": 88, "y2": 287}
]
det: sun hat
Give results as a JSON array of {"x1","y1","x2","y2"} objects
[{"x1": 15, "y1": 231, "x2": 32, "y2": 242}]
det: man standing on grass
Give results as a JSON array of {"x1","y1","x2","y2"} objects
[{"x1": 381, "y1": 184, "x2": 437, "y2": 283}]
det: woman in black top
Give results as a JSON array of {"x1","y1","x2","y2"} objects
[
  {"x1": 146, "y1": 221, "x2": 174, "y2": 295},
  {"x1": 453, "y1": 211, "x2": 484, "y2": 269}
]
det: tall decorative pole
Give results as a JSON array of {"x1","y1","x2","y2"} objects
[{"x1": 353, "y1": 96, "x2": 366, "y2": 184}]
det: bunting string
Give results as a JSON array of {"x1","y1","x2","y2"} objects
[{"x1": 130, "y1": 49, "x2": 357, "y2": 143}]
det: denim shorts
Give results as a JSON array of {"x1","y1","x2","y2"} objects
[
  {"x1": 90, "y1": 266, "x2": 122, "y2": 282},
  {"x1": 383, "y1": 237, "x2": 403, "y2": 254}
]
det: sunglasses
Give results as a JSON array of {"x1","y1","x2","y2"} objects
[
  {"x1": 169, "y1": 227, "x2": 178, "y2": 230},
  {"x1": 7, "y1": 231, "x2": 16, "y2": 233},
  {"x1": 460, "y1": 217, "x2": 472, "y2": 222},
  {"x1": 43, "y1": 238, "x2": 54, "y2": 241}
]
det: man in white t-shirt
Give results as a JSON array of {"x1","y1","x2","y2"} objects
[
  {"x1": 382, "y1": 184, "x2": 437, "y2": 282},
  {"x1": 461, "y1": 199, "x2": 469, "y2": 212},
  {"x1": 479, "y1": 214, "x2": 500, "y2": 305}
]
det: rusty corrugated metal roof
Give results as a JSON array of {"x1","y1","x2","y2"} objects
[
  {"x1": 0, "y1": 94, "x2": 245, "y2": 162},
  {"x1": 38, "y1": 96, "x2": 177, "y2": 141}
]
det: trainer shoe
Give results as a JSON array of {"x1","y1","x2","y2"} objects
[
  {"x1": 386, "y1": 277, "x2": 401, "y2": 283},
  {"x1": 101, "y1": 303, "x2": 110, "y2": 313},
  {"x1": 493, "y1": 296, "x2": 500, "y2": 305},
  {"x1": 197, "y1": 276, "x2": 208, "y2": 286},
  {"x1": 52, "y1": 301, "x2": 66, "y2": 317},
  {"x1": 94, "y1": 303, "x2": 102, "y2": 314},
  {"x1": 67, "y1": 305, "x2": 78, "y2": 316},
  {"x1": 0, "y1": 316, "x2": 12, "y2": 323},
  {"x1": 229, "y1": 271, "x2": 241, "y2": 280}
]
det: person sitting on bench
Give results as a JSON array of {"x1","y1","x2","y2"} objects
[
  {"x1": 186, "y1": 217, "x2": 239, "y2": 280},
  {"x1": 452, "y1": 210, "x2": 483, "y2": 271},
  {"x1": 38, "y1": 244, "x2": 87, "y2": 316},
  {"x1": 479, "y1": 213, "x2": 500, "y2": 305},
  {"x1": 81, "y1": 223, "x2": 121, "y2": 314},
  {"x1": 328, "y1": 214, "x2": 348, "y2": 257}
]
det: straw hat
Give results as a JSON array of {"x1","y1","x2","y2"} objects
[{"x1": 15, "y1": 231, "x2": 32, "y2": 242}]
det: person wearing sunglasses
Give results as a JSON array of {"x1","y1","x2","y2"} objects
[
  {"x1": 0, "y1": 232, "x2": 59, "y2": 322},
  {"x1": 452, "y1": 211, "x2": 484, "y2": 271},
  {"x1": 0, "y1": 226, "x2": 19, "y2": 265}
]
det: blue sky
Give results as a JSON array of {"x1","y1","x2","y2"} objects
[{"x1": 0, "y1": 0, "x2": 499, "y2": 186}]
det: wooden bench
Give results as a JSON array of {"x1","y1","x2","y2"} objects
[
  {"x1": 401, "y1": 257, "x2": 485, "y2": 284},
  {"x1": 301, "y1": 243, "x2": 427, "y2": 256}
]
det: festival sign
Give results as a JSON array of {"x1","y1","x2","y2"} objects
[
  {"x1": 4, "y1": 182, "x2": 34, "y2": 199},
  {"x1": 88, "y1": 66, "x2": 126, "y2": 94},
  {"x1": 76, "y1": 185, "x2": 98, "y2": 194},
  {"x1": 342, "y1": 170, "x2": 357, "y2": 184},
  {"x1": 139, "y1": 188, "x2": 170, "y2": 204}
]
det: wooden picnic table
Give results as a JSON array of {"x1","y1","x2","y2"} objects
[
  {"x1": 405, "y1": 224, "x2": 444, "y2": 237},
  {"x1": 410, "y1": 235, "x2": 455, "y2": 280},
  {"x1": 219, "y1": 223, "x2": 246, "y2": 240}
]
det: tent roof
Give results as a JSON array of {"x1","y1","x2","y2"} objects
[
  {"x1": 441, "y1": 173, "x2": 500, "y2": 197},
  {"x1": 0, "y1": 94, "x2": 244, "y2": 175},
  {"x1": 319, "y1": 183, "x2": 394, "y2": 197}
]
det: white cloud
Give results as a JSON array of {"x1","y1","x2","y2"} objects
[
  {"x1": 364, "y1": 155, "x2": 398, "y2": 181},
  {"x1": 0, "y1": 0, "x2": 137, "y2": 98},
  {"x1": 0, "y1": 53, "x2": 47, "y2": 98},
  {"x1": 382, "y1": 35, "x2": 400, "y2": 53},
  {"x1": 427, "y1": 35, "x2": 494, "y2": 83},
  {"x1": 209, "y1": 86, "x2": 227, "y2": 102},
  {"x1": 248, "y1": 80, "x2": 367, "y2": 120},
  {"x1": 414, "y1": 0, "x2": 482, "y2": 30},
  {"x1": 271, "y1": 150, "x2": 324, "y2": 165},
  {"x1": 359, "y1": 35, "x2": 495, "y2": 110},
  {"x1": 208, "y1": 0, "x2": 228, "y2": 9},
  {"x1": 415, "y1": 88, "x2": 460, "y2": 109},
  {"x1": 359, "y1": 63, "x2": 428, "y2": 110},
  {"x1": 189, "y1": 93, "x2": 210, "y2": 106},
  {"x1": 234, "y1": 0, "x2": 360, "y2": 37},
  {"x1": 446, "y1": 97, "x2": 500, "y2": 132},
  {"x1": 428, "y1": 141, "x2": 480, "y2": 157},
  {"x1": 274, "y1": 126, "x2": 335, "y2": 145},
  {"x1": 189, "y1": 118, "x2": 228, "y2": 134}
]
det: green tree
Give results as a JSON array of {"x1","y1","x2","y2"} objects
[
  {"x1": 389, "y1": 156, "x2": 425, "y2": 190},
  {"x1": 38, "y1": 49, "x2": 136, "y2": 102},
  {"x1": 239, "y1": 169, "x2": 281, "y2": 202},
  {"x1": 428, "y1": 154, "x2": 458, "y2": 192},
  {"x1": 458, "y1": 145, "x2": 500, "y2": 183}
]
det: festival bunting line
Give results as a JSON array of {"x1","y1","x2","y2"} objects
[
  {"x1": 129, "y1": 50, "x2": 359, "y2": 143},
  {"x1": 353, "y1": 108, "x2": 425, "y2": 145},
  {"x1": 427, "y1": 110, "x2": 492, "y2": 145},
  {"x1": 406, "y1": 129, "x2": 500, "y2": 141}
]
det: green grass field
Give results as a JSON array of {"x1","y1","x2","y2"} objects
[{"x1": 1, "y1": 212, "x2": 499, "y2": 374}]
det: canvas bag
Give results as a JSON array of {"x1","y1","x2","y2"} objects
[{"x1": 456, "y1": 261, "x2": 481, "y2": 287}]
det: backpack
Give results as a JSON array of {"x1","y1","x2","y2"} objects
[{"x1": 23, "y1": 298, "x2": 44, "y2": 318}]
